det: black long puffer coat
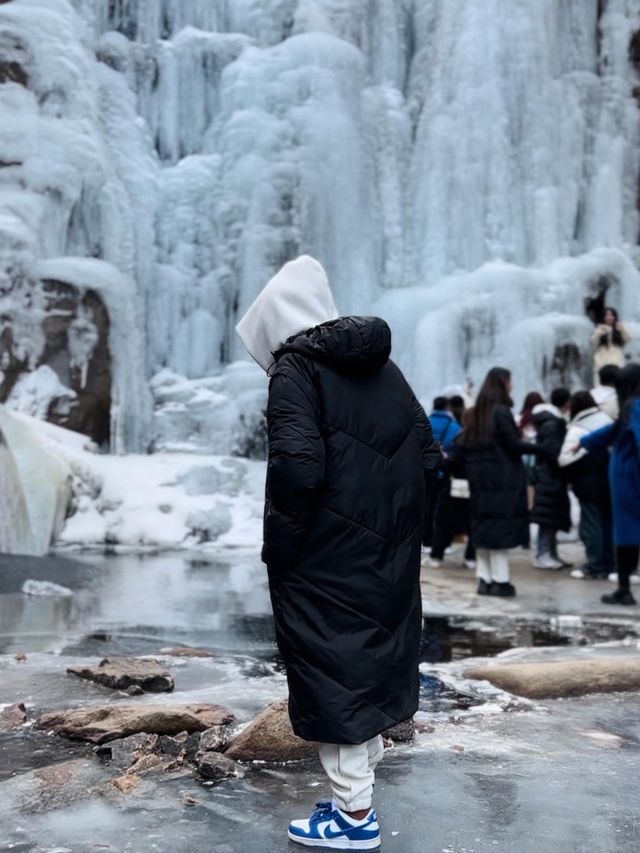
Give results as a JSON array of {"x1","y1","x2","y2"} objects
[
  {"x1": 263, "y1": 316, "x2": 440, "y2": 744},
  {"x1": 530, "y1": 409, "x2": 571, "y2": 532},
  {"x1": 454, "y1": 405, "x2": 535, "y2": 550}
]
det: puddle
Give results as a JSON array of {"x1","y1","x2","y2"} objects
[
  {"x1": 2, "y1": 552, "x2": 637, "y2": 664},
  {"x1": 420, "y1": 614, "x2": 639, "y2": 664}
]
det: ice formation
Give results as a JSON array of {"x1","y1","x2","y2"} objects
[
  {"x1": 0, "y1": 406, "x2": 71, "y2": 555},
  {"x1": 19, "y1": 411, "x2": 265, "y2": 551},
  {"x1": 1, "y1": 0, "x2": 640, "y2": 453}
]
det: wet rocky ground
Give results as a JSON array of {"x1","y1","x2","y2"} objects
[{"x1": 0, "y1": 547, "x2": 639, "y2": 852}]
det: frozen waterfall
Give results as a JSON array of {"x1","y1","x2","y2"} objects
[
  {"x1": 1, "y1": 0, "x2": 640, "y2": 450},
  {"x1": 0, "y1": 406, "x2": 71, "y2": 555}
]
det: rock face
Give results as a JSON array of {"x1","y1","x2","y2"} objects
[
  {"x1": 67, "y1": 657, "x2": 174, "y2": 693},
  {"x1": 225, "y1": 699, "x2": 316, "y2": 762},
  {"x1": 0, "y1": 278, "x2": 112, "y2": 446},
  {"x1": 465, "y1": 658, "x2": 640, "y2": 700},
  {"x1": 37, "y1": 703, "x2": 235, "y2": 744},
  {"x1": 0, "y1": 702, "x2": 27, "y2": 732}
]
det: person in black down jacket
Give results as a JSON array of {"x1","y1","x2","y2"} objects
[
  {"x1": 455, "y1": 367, "x2": 543, "y2": 597},
  {"x1": 236, "y1": 256, "x2": 440, "y2": 849},
  {"x1": 530, "y1": 388, "x2": 572, "y2": 570}
]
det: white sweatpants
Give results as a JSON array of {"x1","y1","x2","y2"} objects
[
  {"x1": 476, "y1": 548, "x2": 510, "y2": 583},
  {"x1": 317, "y1": 735, "x2": 384, "y2": 812}
]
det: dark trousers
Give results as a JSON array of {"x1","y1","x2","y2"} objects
[
  {"x1": 616, "y1": 545, "x2": 640, "y2": 593},
  {"x1": 536, "y1": 527, "x2": 558, "y2": 559},
  {"x1": 431, "y1": 484, "x2": 475, "y2": 561},
  {"x1": 579, "y1": 500, "x2": 614, "y2": 574},
  {"x1": 430, "y1": 483, "x2": 452, "y2": 559}
]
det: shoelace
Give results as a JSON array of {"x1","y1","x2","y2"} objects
[{"x1": 309, "y1": 802, "x2": 333, "y2": 826}]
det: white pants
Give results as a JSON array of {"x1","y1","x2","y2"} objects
[
  {"x1": 476, "y1": 548, "x2": 510, "y2": 583},
  {"x1": 317, "y1": 735, "x2": 384, "y2": 812}
]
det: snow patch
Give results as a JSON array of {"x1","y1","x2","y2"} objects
[{"x1": 21, "y1": 580, "x2": 73, "y2": 598}]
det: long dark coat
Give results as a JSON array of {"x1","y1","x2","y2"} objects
[
  {"x1": 456, "y1": 405, "x2": 534, "y2": 550},
  {"x1": 530, "y1": 409, "x2": 571, "y2": 532},
  {"x1": 263, "y1": 316, "x2": 439, "y2": 744}
]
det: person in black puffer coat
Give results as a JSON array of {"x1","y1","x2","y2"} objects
[
  {"x1": 530, "y1": 388, "x2": 572, "y2": 570},
  {"x1": 236, "y1": 256, "x2": 440, "y2": 845},
  {"x1": 452, "y1": 367, "x2": 544, "y2": 598}
]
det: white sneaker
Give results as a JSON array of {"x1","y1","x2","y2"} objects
[
  {"x1": 534, "y1": 554, "x2": 564, "y2": 571},
  {"x1": 288, "y1": 804, "x2": 381, "y2": 849},
  {"x1": 425, "y1": 557, "x2": 441, "y2": 568},
  {"x1": 464, "y1": 559, "x2": 476, "y2": 570}
]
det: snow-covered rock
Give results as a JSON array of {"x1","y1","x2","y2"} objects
[{"x1": 15, "y1": 411, "x2": 265, "y2": 552}]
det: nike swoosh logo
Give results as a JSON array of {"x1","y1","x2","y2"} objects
[{"x1": 324, "y1": 820, "x2": 377, "y2": 839}]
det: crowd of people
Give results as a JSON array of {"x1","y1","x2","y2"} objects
[{"x1": 424, "y1": 351, "x2": 640, "y2": 607}]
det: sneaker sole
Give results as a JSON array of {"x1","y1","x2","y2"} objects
[{"x1": 287, "y1": 831, "x2": 381, "y2": 850}]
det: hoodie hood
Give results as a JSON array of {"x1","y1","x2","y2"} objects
[
  {"x1": 276, "y1": 315, "x2": 392, "y2": 375},
  {"x1": 235, "y1": 255, "x2": 339, "y2": 373}
]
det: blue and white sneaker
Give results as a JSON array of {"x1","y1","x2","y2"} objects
[{"x1": 288, "y1": 802, "x2": 381, "y2": 849}]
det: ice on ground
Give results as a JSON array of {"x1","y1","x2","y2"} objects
[{"x1": 21, "y1": 580, "x2": 73, "y2": 598}]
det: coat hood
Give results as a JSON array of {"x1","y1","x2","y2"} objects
[
  {"x1": 532, "y1": 403, "x2": 565, "y2": 424},
  {"x1": 235, "y1": 255, "x2": 339, "y2": 373},
  {"x1": 276, "y1": 315, "x2": 392, "y2": 375}
]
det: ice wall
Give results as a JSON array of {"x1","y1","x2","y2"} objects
[
  {"x1": 0, "y1": 406, "x2": 71, "y2": 555},
  {"x1": 1, "y1": 0, "x2": 640, "y2": 448}
]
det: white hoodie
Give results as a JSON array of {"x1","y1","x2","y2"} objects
[
  {"x1": 235, "y1": 256, "x2": 339, "y2": 374},
  {"x1": 558, "y1": 406, "x2": 613, "y2": 468}
]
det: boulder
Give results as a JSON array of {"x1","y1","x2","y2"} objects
[
  {"x1": 195, "y1": 751, "x2": 242, "y2": 782},
  {"x1": 465, "y1": 657, "x2": 640, "y2": 700},
  {"x1": 198, "y1": 726, "x2": 229, "y2": 753},
  {"x1": 0, "y1": 702, "x2": 27, "y2": 731},
  {"x1": 384, "y1": 719, "x2": 414, "y2": 743},
  {"x1": 157, "y1": 731, "x2": 201, "y2": 760},
  {"x1": 1, "y1": 759, "x2": 106, "y2": 816},
  {"x1": 225, "y1": 700, "x2": 316, "y2": 763},
  {"x1": 67, "y1": 657, "x2": 174, "y2": 693},
  {"x1": 95, "y1": 730, "x2": 203, "y2": 778},
  {"x1": 128, "y1": 753, "x2": 181, "y2": 776},
  {"x1": 159, "y1": 646, "x2": 217, "y2": 658},
  {"x1": 94, "y1": 733, "x2": 158, "y2": 769},
  {"x1": 37, "y1": 703, "x2": 235, "y2": 744}
]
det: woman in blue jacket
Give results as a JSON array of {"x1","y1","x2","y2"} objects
[{"x1": 580, "y1": 364, "x2": 640, "y2": 606}]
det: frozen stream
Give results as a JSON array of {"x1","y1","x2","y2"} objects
[{"x1": 1, "y1": 551, "x2": 639, "y2": 852}]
